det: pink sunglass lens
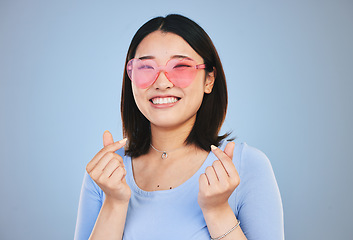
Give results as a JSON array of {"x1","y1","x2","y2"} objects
[
  {"x1": 166, "y1": 59, "x2": 197, "y2": 88},
  {"x1": 127, "y1": 59, "x2": 158, "y2": 88}
]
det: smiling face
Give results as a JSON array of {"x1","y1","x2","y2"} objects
[{"x1": 131, "y1": 30, "x2": 215, "y2": 130}]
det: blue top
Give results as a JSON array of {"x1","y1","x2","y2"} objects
[{"x1": 74, "y1": 141, "x2": 284, "y2": 240}]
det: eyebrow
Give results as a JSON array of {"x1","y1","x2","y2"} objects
[{"x1": 138, "y1": 55, "x2": 193, "y2": 60}]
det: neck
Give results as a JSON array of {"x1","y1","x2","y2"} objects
[{"x1": 150, "y1": 118, "x2": 195, "y2": 152}]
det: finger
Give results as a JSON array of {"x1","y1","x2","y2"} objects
[
  {"x1": 210, "y1": 144, "x2": 237, "y2": 178},
  {"x1": 224, "y1": 142, "x2": 235, "y2": 160},
  {"x1": 205, "y1": 166, "x2": 218, "y2": 185},
  {"x1": 212, "y1": 160, "x2": 228, "y2": 182},
  {"x1": 91, "y1": 152, "x2": 123, "y2": 174},
  {"x1": 210, "y1": 144, "x2": 233, "y2": 165},
  {"x1": 110, "y1": 165, "x2": 127, "y2": 182},
  {"x1": 101, "y1": 158, "x2": 121, "y2": 178},
  {"x1": 199, "y1": 173, "x2": 209, "y2": 191},
  {"x1": 103, "y1": 130, "x2": 114, "y2": 147},
  {"x1": 86, "y1": 139, "x2": 127, "y2": 173}
]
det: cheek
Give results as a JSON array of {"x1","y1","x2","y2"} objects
[
  {"x1": 131, "y1": 86, "x2": 139, "y2": 100},
  {"x1": 189, "y1": 75, "x2": 207, "y2": 100},
  {"x1": 132, "y1": 86, "x2": 147, "y2": 111},
  {"x1": 185, "y1": 85, "x2": 206, "y2": 109},
  {"x1": 132, "y1": 84, "x2": 145, "y2": 100}
]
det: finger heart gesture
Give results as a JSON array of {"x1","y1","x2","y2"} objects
[
  {"x1": 86, "y1": 131, "x2": 131, "y2": 204},
  {"x1": 198, "y1": 142, "x2": 240, "y2": 212}
]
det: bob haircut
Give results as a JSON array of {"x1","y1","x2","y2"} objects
[{"x1": 121, "y1": 14, "x2": 229, "y2": 158}]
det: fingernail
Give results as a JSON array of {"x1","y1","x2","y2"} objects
[
  {"x1": 118, "y1": 138, "x2": 128, "y2": 144},
  {"x1": 210, "y1": 145, "x2": 217, "y2": 151}
]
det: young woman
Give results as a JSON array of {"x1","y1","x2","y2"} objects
[{"x1": 75, "y1": 14, "x2": 284, "y2": 240}]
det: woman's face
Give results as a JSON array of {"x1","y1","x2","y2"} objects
[{"x1": 132, "y1": 30, "x2": 214, "y2": 130}]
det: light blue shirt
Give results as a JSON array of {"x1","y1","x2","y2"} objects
[{"x1": 74, "y1": 141, "x2": 284, "y2": 239}]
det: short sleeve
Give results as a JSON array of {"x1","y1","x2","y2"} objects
[
  {"x1": 74, "y1": 171, "x2": 103, "y2": 240},
  {"x1": 235, "y1": 143, "x2": 284, "y2": 240}
]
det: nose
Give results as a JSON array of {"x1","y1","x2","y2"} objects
[{"x1": 153, "y1": 71, "x2": 174, "y2": 89}]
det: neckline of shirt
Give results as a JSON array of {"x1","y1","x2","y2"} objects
[
  {"x1": 124, "y1": 152, "x2": 210, "y2": 197},
  {"x1": 124, "y1": 141, "x2": 228, "y2": 197}
]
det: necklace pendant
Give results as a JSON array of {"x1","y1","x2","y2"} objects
[{"x1": 161, "y1": 152, "x2": 168, "y2": 159}]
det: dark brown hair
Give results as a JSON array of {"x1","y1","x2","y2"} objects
[{"x1": 121, "y1": 14, "x2": 229, "y2": 158}]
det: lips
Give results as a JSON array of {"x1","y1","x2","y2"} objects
[{"x1": 150, "y1": 96, "x2": 180, "y2": 105}]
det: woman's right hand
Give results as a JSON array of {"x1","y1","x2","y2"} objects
[{"x1": 86, "y1": 130, "x2": 131, "y2": 204}]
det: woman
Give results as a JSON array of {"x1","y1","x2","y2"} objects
[{"x1": 75, "y1": 14, "x2": 284, "y2": 240}]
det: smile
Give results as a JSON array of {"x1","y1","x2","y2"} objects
[{"x1": 150, "y1": 97, "x2": 180, "y2": 105}]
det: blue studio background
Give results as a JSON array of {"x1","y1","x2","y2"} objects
[{"x1": 1, "y1": 0, "x2": 352, "y2": 239}]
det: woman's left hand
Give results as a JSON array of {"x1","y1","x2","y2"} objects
[{"x1": 198, "y1": 142, "x2": 240, "y2": 212}]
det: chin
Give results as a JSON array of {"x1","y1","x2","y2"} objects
[
  {"x1": 149, "y1": 115, "x2": 196, "y2": 130},
  {"x1": 150, "y1": 119, "x2": 180, "y2": 128}
]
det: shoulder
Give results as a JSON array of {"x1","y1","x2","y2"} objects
[
  {"x1": 230, "y1": 142, "x2": 280, "y2": 201},
  {"x1": 233, "y1": 142, "x2": 281, "y2": 203},
  {"x1": 218, "y1": 141, "x2": 272, "y2": 174},
  {"x1": 231, "y1": 143, "x2": 284, "y2": 238},
  {"x1": 232, "y1": 142, "x2": 274, "y2": 178}
]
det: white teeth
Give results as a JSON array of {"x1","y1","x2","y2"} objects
[{"x1": 151, "y1": 97, "x2": 179, "y2": 105}]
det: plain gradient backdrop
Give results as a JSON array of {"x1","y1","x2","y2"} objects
[{"x1": 1, "y1": 0, "x2": 352, "y2": 239}]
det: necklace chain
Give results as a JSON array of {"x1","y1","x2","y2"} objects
[{"x1": 150, "y1": 144, "x2": 184, "y2": 159}]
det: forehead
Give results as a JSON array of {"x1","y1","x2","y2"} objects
[{"x1": 134, "y1": 31, "x2": 203, "y2": 63}]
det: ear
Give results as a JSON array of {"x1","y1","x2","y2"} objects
[{"x1": 204, "y1": 67, "x2": 216, "y2": 94}]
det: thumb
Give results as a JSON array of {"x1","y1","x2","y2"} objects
[
  {"x1": 103, "y1": 130, "x2": 114, "y2": 147},
  {"x1": 224, "y1": 142, "x2": 235, "y2": 160}
]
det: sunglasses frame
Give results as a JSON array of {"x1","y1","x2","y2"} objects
[{"x1": 126, "y1": 57, "x2": 206, "y2": 89}]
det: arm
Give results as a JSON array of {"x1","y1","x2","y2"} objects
[
  {"x1": 198, "y1": 143, "x2": 284, "y2": 239},
  {"x1": 88, "y1": 198, "x2": 129, "y2": 240},
  {"x1": 235, "y1": 144, "x2": 284, "y2": 239},
  {"x1": 198, "y1": 143, "x2": 247, "y2": 240},
  {"x1": 74, "y1": 171, "x2": 103, "y2": 240},
  {"x1": 74, "y1": 172, "x2": 129, "y2": 240},
  {"x1": 75, "y1": 131, "x2": 131, "y2": 240},
  {"x1": 202, "y1": 203, "x2": 246, "y2": 240}
]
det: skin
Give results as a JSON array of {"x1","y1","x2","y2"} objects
[
  {"x1": 132, "y1": 30, "x2": 214, "y2": 131},
  {"x1": 86, "y1": 31, "x2": 247, "y2": 239}
]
